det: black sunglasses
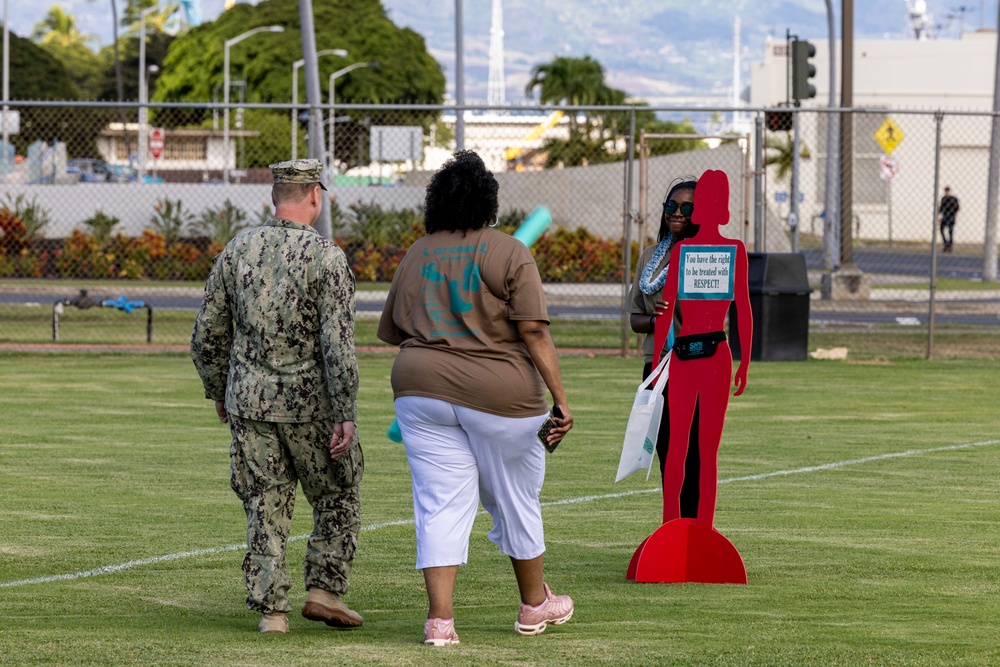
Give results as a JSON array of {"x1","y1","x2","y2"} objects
[{"x1": 663, "y1": 200, "x2": 694, "y2": 218}]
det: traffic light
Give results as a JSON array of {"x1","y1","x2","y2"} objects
[
  {"x1": 766, "y1": 110, "x2": 793, "y2": 132},
  {"x1": 791, "y1": 38, "x2": 817, "y2": 102}
]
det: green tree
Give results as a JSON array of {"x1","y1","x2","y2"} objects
[
  {"x1": 97, "y1": 30, "x2": 174, "y2": 101},
  {"x1": 765, "y1": 132, "x2": 811, "y2": 183},
  {"x1": 525, "y1": 55, "x2": 613, "y2": 138},
  {"x1": 121, "y1": 0, "x2": 177, "y2": 32},
  {"x1": 640, "y1": 118, "x2": 708, "y2": 157},
  {"x1": 525, "y1": 55, "x2": 607, "y2": 107},
  {"x1": 30, "y1": 8, "x2": 105, "y2": 99},
  {"x1": 54, "y1": 44, "x2": 107, "y2": 99},
  {"x1": 31, "y1": 6, "x2": 97, "y2": 49},
  {"x1": 153, "y1": 0, "x2": 443, "y2": 166},
  {"x1": 2, "y1": 31, "x2": 111, "y2": 158},
  {"x1": 522, "y1": 55, "x2": 706, "y2": 167}
]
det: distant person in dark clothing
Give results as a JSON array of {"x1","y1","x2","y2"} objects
[{"x1": 939, "y1": 187, "x2": 959, "y2": 252}]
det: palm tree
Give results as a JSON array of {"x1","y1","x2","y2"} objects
[
  {"x1": 31, "y1": 6, "x2": 97, "y2": 49},
  {"x1": 524, "y1": 55, "x2": 609, "y2": 135},
  {"x1": 764, "y1": 132, "x2": 811, "y2": 183},
  {"x1": 524, "y1": 55, "x2": 606, "y2": 105},
  {"x1": 78, "y1": 0, "x2": 128, "y2": 157},
  {"x1": 122, "y1": 0, "x2": 179, "y2": 36}
]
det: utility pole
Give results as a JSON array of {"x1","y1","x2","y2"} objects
[
  {"x1": 455, "y1": 0, "x2": 465, "y2": 152},
  {"x1": 839, "y1": 0, "x2": 854, "y2": 267},
  {"x1": 299, "y1": 0, "x2": 333, "y2": 238},
  {"x1": 982, "y1": 1, "x2": 1000, "y2": 282},
  {"x1": 823, "y1": 0, "x2": 839, "y2": 272}
]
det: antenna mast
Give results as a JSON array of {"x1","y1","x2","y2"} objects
[{"x1": 487, "y1": 0, "x2": 506, "y2": 106}]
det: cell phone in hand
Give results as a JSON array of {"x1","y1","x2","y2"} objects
[{"x1": 537, "y1": 405, "x2": 565, "y2": 454}]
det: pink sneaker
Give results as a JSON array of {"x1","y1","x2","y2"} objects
[
  {"x1": 424, "y1": 617, "x2": 460, "y2": 646},
  {"x1": 515, "y1": 583, "x2": 574, "y2": 636}
]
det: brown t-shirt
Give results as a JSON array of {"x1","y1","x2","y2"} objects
[{"x1": 377, "y1": 228, "x2": 549, "y2": 417}]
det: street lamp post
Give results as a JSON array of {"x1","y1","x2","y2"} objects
[
  {"x1": 138, "y1": 4, "x2": 159, "y2": 183},
  {"x1": 327, "y1": 60, "x2": 376, "y2": 174},
  {"x1": 224, "y1": 25, "x2": 284, "y2": 182},
  {"x1": 2, "y1": 0, "x2": 10, "y2": 151},
  {"x1": 291, "y1": 49, "x2": 347, "y2": 160}
]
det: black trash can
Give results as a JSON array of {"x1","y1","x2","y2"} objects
[{"x1": 729, "y1": 252, "x2": 812, "y2": 361}]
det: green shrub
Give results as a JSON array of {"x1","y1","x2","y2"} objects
[
  {"x1": 83, "y1": 211, "x2": 121, "y2": 244},
  {"x1": 192, "y1": 199, "x2": 251, "y2": 246},
  {"x1": 3, "y1": 199, "x2": 632, "y2": 284},
  {"x1": 346, "y1": 201, "x2": 422, "y2": 247},
  {"x1": 149, "y1": 197, "x2": 195, "y2": 242},
  {"x1": 531, "y1": 226, "x2": 624, "y2": 283},
  {"x1": 2, "y1": 193, "x2": 50, "y2": 239}
]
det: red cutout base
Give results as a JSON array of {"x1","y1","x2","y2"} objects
[{"x1": 626, "y1": 518, "x2": 748, "y2": 584}]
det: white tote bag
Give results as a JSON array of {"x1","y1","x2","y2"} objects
[{"x1": 615, "y1": 352, "x2": 670, "y2": 482}]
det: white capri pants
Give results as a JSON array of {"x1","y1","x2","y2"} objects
[{"x1": 395, "y1": 395, "x2": 550, "y2": 570}]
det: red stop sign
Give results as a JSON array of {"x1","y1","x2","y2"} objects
[{"x1": 149, "y1": 128, "x2": 165, "y2": 159}]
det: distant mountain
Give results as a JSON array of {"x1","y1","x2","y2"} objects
[
  {"x1": 5, "y1": 0, "x2": 975, "y2": 106},
  {"x1": 381, "y1": 0, "x2": 971, "y2": 106}
]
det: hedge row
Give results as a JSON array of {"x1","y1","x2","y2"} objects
[{"x1": 1, "y1": 200, "x2": 634, "y2": 283}]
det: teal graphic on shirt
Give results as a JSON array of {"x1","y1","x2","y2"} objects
[{"x1": 421, "y1": 242, "x2": 486, "y2": 337}]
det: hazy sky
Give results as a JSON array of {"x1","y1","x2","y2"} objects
[
  {"x1": 3, "y1": 0, "x2": 996, "y2": 103},
  {"x1": 6, "y1": 0, "x2": 990, "y2": 48}
]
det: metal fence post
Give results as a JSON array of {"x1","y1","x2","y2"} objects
[
  {"x1": 754, "y1": 114, "x2": 764, "y2": 252},
  {"x1": 926, "y1": 111, "x2": 943, "y2": 360},
  {"x1": 621, "y1": 107, "x2": 636, "y2": 358},
  {"x1": 790, "y1": 108, "x2": 801, "y2": 252}
]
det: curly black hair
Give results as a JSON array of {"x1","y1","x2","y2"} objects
[
  {"x1": 657, "y1": 178, "x2": 698, "y2": 243},
  {"x1": 424, "y1": 150, "x2": 500, "y2": 233}
]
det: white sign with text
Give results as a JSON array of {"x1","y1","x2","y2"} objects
[{"x1": 677, "y1": 245, "x2": 736, "y2": 300}]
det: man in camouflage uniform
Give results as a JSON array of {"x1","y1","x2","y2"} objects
[{"x1": 191, "y1": 159, "x2": 363, "y2": 634}]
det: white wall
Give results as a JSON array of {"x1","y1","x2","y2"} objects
[{"x1": 0, "y1": 183, "x2": 425, "y2": 238}]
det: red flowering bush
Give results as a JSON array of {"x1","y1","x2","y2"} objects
[
  {"x1": 6, "y1": 200, "x2": 634, "y2": 285},
  {"x1": 531, "y1": 227, "x2": 625, "y2": 283}
]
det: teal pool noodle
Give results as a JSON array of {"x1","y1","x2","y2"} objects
[
  {"x1": 512, "y1": 206, "x2": 552, "y2": 248},
  {"x1": 387, "y1": 417, "x2": 402, "y2": 443}
]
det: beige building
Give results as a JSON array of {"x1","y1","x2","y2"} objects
[
  {"x1": 99, "y1": 124, "x2": 259, "y2": 177},
  {"x1": 749, "y1": 30, "x2": 998, "y2": 245}
]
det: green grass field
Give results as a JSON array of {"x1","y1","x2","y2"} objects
[
  {"x1": 2, "y1": 353, "x2": 999, "y2": 666},
  {"x1": 4, "y1": 301, "x2": 1000, "y2": 361}
]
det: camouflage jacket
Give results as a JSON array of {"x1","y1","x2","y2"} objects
[{"x1": 191, "y1": 218, "x2": 358, "y2": 423}]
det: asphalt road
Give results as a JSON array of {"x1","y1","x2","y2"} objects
[
  {"x1": 801, "y1": 248, "x2": 986, "y2": 280},
  {"x1": 5, "y1": 290, "x2": 998, "y2": 329}
]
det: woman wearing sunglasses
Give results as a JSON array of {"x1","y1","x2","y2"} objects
[{"x1": 627, "y1": 177, "x2": 700, "y2": 516}]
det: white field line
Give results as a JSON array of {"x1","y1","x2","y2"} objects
[{"x1": 2, "y1": 439, "x2": 997, "y2": 590}]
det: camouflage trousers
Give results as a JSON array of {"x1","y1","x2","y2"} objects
[{"x1": 228, "y1": 416, "x2": 364, "y2": 614}]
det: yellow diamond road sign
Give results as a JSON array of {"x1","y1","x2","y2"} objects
[{"x1": 874, "y1": 117, "x2": 905, "y2": 154}]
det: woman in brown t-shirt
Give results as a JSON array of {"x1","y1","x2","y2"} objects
[{"x1": 378, "y1": 151, "x2": 575, "y2": 645}]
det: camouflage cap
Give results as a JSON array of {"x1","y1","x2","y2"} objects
[{"x1": 269, "y1": 159, "x2": 328, "y2": 190}]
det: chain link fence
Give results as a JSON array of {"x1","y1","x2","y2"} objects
[{"x1": 0, "y1": 101, "x2": 998, "y2": 358}]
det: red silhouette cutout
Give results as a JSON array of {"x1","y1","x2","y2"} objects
[{"x1": 628, "y1": 169, "x2": 752, "y2": 584}]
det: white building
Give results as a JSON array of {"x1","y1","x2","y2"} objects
[
  {"x1": 749, "y1": 30, "x2": 998, "y2": 245},
  {"x1": 431, "y1": 111, "x2": 570, "y2": 173},
  {"x1": 98, "y1": 124, "x2": 259, "y2": 176}
]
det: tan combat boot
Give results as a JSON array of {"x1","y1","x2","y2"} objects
[
  {"x1": 301, "y1": 587, "x2": 364, "y2": 628},
  {"x1": 259, "y1": 612, "x2": 289, "y2": 634}
]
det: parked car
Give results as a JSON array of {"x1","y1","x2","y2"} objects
[
  {"x1": 66, "y1": 159, "x2": 138, "y2": 183},
  {"x1": 67, "y1": 158, "x2": 111, "y2": 182},
  {"x1": 108, "y1": 163, "x2": 138, "y2": 183}
]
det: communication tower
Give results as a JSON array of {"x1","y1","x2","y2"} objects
[{"x1": 487, "y1": 0, "x2": 506, "y2": 107}]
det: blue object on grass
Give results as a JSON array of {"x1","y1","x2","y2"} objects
[{"x1": 103, "y1": 295, "x2": 145, "y2": 314}]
